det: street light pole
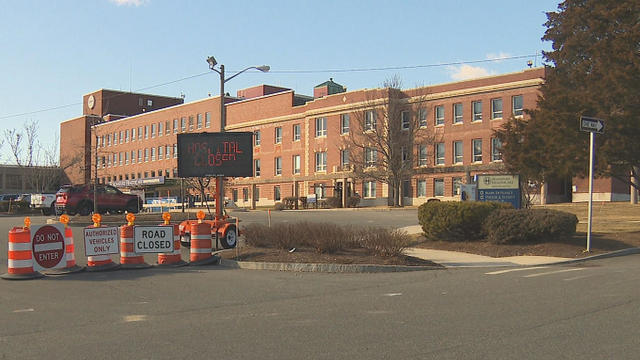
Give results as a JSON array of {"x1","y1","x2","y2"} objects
[{"x1": 206, "y1": 56, "x2": 269, "y2": 221}]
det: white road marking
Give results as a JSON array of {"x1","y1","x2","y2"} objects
[
  {"x1": 383, "y1": 293, "x2": 402, "y2": 297},
  {"x1": 13, "y1": 308, "x2": 34, "y2": 313},
  {"x1": 123, "y1": 315, "x2": 148, "y2": 322},
  {"x1": 485, "y1": 267, "x2": 550, "y2": 275},
  {"x1": 523, "y1": 268, "x2": 585, "y2": 278}
]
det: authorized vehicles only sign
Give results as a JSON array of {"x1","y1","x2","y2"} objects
[
  {"x1": 84, "y1": 226, "x2": 120, "y2": 256},
  {"x1": 133, "y1": 225, "x2": 174, "y2": 253}
]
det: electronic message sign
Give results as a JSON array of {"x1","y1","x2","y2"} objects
[{"x1": 177, "y1": 132, "x2": 253, "y2": 178}]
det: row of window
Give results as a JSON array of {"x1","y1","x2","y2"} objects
[
  {"x1": 97, "y1": 144, "x2": 178, "y2": 168},
  {"x1": 101, "y1": 168, "x2": 177, "y2": 184},
  {"x1": 423, "y1": 138, "x2": 502, "y2": 166},
  {"x1": 96, "y1": 113, "x2": 211, "y2": 148}
]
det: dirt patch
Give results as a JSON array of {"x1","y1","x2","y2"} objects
[
  {"x1": 218, "y1": 246, "x2": 441, "y2": 267},
  {"x1": 414, "y1": 231, "x2": 640, "y2": 258}
]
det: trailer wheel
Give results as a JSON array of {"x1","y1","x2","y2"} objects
[{"x1": 220, "y1": 225, "x2": 237, "y2": 249}]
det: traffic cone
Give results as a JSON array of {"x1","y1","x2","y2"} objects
[
  {"x1": 45, "y1": 216, "x2": 84, "y2": 275},
  {"x1": 157, "y1": 213, "x2": 187, "y2": 267},
  {"x1": 2, "y1": 218, "x2": 44, "y2": 280},
  {"x1": 189, "y1": 211, "x2": 219, "y2": 266}
]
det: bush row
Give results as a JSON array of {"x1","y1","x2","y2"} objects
[
  {"x1": 418, "y1": 201, "x2": 577, "y2": 244},
  {"x1": 242, "y1": 222, "x2": 409, "y2": 257},
  {"x1": 275, "y1": 196, "x2": 361, "y2": 210}
]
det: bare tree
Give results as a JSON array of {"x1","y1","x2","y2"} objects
[
  {"x1": 184, "y1": 177, "x2": 214, "y2": 214},
  {"x1": 342, "y1": 76, "x2": 434, "y2": 207}
]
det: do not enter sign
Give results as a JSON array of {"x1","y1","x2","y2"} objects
[{"x1": 31, "y1": 224, "x2": 66, "y2": 271}]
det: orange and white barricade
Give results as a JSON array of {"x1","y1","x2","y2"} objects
[
  {"x1": 120, "y1": 214, "x2": 151, "y2": 269},
  {"x1": 86, "y1": 214, "x2": 120, "y2": 272},
  {"x1": 45, "y1": 215, "x2": 84, "y2": 275},
  {"x1": 1, "y1": 218, "x2": 43, "y2": 280},
  {"x1": 157, "y1": 213, "x2": 187, "y2": 267},
  {"x1": 190, "y1": 211, "x2": 219, "y2": 266}
]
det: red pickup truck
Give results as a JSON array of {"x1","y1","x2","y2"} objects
[{"x1": 55, "y1": 184, "x2": 143, "y2": 216}]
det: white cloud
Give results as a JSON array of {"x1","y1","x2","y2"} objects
[
  {"x1": 109, "y1": 0, "x2": 148, "y2": 6},
  {"x1": 448, "y1": 65, "x2": 495, "y2": 81},
  {"x1": 486, "y1": 52, "x2": 512, "y2": 62}
]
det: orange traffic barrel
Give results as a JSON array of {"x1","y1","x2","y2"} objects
[
  {"x1": 189, "y1": 221, "x2": 218, "y2": 266},
  {"x1": 157, "y1": 224, "x2": 187, "y2": 267},
  {"x1": 45, "y1": 226, "x2": 84, "y2": 275},
  {"x1": 1, "y1": 226, "x2": 44, "y2": 280},
  {"x1": 119, "y1": 224, "x2": 151, "y2": 269}
]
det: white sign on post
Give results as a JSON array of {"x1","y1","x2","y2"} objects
[
  {"x1": 31, "y1": 224, "x2": 66, "y2": 271},
  {"x1": 133, "y1": 225, "x2": 174, "y2": 253},
  {"x1": 579, "y1": 116, "x2": 606, "y2": 252},
  {"x1": 84, "y1": 226, "x2": 120, "y2": 256}
]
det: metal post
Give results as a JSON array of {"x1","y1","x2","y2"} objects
[
  {"x1": 216, "y1": 65, "x2": 226, "y2": 221},
  {"x1": 587, "y1": 132, "x2": 595, "y2": 252}
]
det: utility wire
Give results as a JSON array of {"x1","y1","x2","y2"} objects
[{"x1": 0, "y1": 53, "x2": 542, "y2": 120}]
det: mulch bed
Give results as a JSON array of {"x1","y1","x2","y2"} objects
[{"x1": 218, "y1": 246, "x2": 441, "y2": 267}]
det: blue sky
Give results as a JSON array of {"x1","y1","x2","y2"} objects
[{"x1": 0, "y1": 0, "x2": 560, "y2": 164}]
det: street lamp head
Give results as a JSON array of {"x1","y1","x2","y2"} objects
[
  {"x1": 256, "y1": 65, "x2": 270, "y2": 72},
  {"x1": 206, "y1": 56, "x2": 218, "y2": 70}
]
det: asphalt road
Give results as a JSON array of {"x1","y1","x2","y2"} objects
[{"x1": 1, "y1": 214, "x2": 639, "y2": 359}]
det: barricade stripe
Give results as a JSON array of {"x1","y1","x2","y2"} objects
[
  {"x1": 8, "y1": 259, "x2": 33, "y2": 268},
  {"x1": 191, "y1": 235, "x2": 212, "y2": 240},
  {"x1": 10, "y1": 235, "x2": 31, "y2": 243},
  {"x1": 8, "y1": 267, "x2": 35, "y2": 274},
  {"x1": 191, "y1": 248, "x2": 212, "y2": 254},
  {"x1": 120, "y1": 252, "x2": 140, "y2": 257},
  {"x1": 9, "y1": 243, "x2": 32, "y2": 251},
  {"x1": 8, "y1": 251, "x2": 32, "y2": 260},
  {"x1": 34, "y1": 243, "x2": 64, "y2": 252},
  {"x1": 121, "y1": 238, "x2": 134, "y2": 244}
]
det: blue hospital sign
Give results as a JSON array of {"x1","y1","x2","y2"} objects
[{"x1": 476, "y1": 175, "x2": 521, "y2": 209}]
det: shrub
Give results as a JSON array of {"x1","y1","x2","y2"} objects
[
  {"x1": 326, "y1": 197, "x2": 341, "y2": 208},
  {"x1": 418, "y1": 201, "x2": 511, "y2": 241},
  {"x1": 357, "y1": 228, "x2": 410, "y2": 257},
  {"x1": 273, "y1": 202, "x2": 286, "y2": 211},
  {"x1": 283, "y1": 196, "x2": 297, "y2": 209},
  {"x1": 484, "y1": 208, "x2": 578, "y2": 244},
  {"x1": 346, "y1": 195, "x2": 360, "y2": 208},
  {"x1": 298, "y1": 196, "x2": 308, "y2": 209}
]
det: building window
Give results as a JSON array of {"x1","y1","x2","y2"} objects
[
  {"x1": 274, "y1": 157, "x2": 282, "y2": 175},
  {"x1": 144, "y1": 148, "x2": 149, "y2": 162},
  {"x1": 232, "y1": 189, "x2": 238, "y2": 203},
  {"x1": 365, "y1": 147, "x2": 377, "y2": 167},
  {"x1": 138, "y1": 126, "x2": 142, "y2": 140},
  {"x1": 125, "y1": 152, "x2": 129, "y2": 165},
  {"x1": 315, "y1": 152, "x2": 327, "y2": 172},
  {"x1": 106, "y1": 134, "x2": 111, "y2": 146},
  {"x1": 435, "y1": 143, "x2": 445, "y2": 165},
  {"x1": 274, "y1": 186, "x2": 281, "y2": 201},
  {"x1": 418, "y1": 144, "x2": 428, "y2": 166},
  {"x1": 165, "y1": 145, "x2": 170, "y2": 158},
  {"x1": 315, "y1": 117, "x2": 327, "y2": 137},
  {"x1": 341, "y1": 114, "x2": 350, "y2": 134},
  {"x1": 293, "y1": 124, "x2": 301, "y2": 141},
  {"x1": 365, "y1": 110, "x2": 377, "y2": 131},
  {"x1": 435, "y1": 105, "x2": 444, "y2": 125},
  {"x1": 434, "y1": 179, "x2": 444, "y2": 197},
  {"x1": 340, "y1": 149, "x2": 349, "y2": 169},
  {"x1": 491, "y1": 138, "x2": 503, "y2": 161},
  {"x1": 158, "y1": 146, "x2": 163, "y2": 160},
  {"x1": 165, "y1": 120, "x2": 170, "y2": 134},
  {"x1": 181, "y1": 117, "x2": 186, "y2": 132},
  {"x1": 158, "y1": 122, "x2": 163, "y2": 136},
  {"x1": 243, "y1": 188, "x2": 249, "y2": 202},
  {"x1": 125, "y1": 130, "x2": 130, "y2": 143},
  {"x1": 512, "y1": 95, "x2": 524, "y2": 116},
  {"x1": 472, "y1": 101, "x2": 482, "y2": 121},
  {"x1": 255, "y1": 131, "x2": 261, "y2": 146},
  {"x1": 403, "y1": 180, "x2": 411, "y2": 198},
  {"x1": 419, "y1": 108, "x2": 427, "y2": 127},
  {"x1": 472, "y1": 139, "x2": 483, "y2": 162},
  {"x1": 491, "y1": 98, "x2": 503, "y2": 119},
  {"x1": 151, "y1": 147, "x2": 156, "y2": 161},
  {"x1": 293, "y1": 155, "x2": 301, "y2": 174},
  {"x1": 254, "y1": 187, "x2": 260, "y2": 201},
  {"x1": 401, "y1": 146, "x2": 409, "y2": 163},
  {"x1": 131, "y1": 150, "x2": 135, "y2": 164},
  {"x1": 197, "y1": 114, "x2": 202, "y2": 129},
  {"x1": 453, "y1": 177, "x2": 462, "y2": 196},
  {"x1": 144, "y1": 125, "x2": 148, "y2": 139},
  {"x1": 401, "y1": 111, "x2": 410, "y2": 130},
  {"x1": 363, "y1": 181, "x2": 376, "y2": 198},
  {"x1": 113, "y1": 153, "x2": 117, "y2": 166},
  {"x1": 113, "y1": 132, "x2": 118, "y2": 145},
  {"x1": 138, "y1": 149, "x2": 142, "y2": 163},
  {"x1": 173, "y1": 119, "x2": 178, "y2": 133},
  {"x1": 131, "y1": 129, "x2": 135, "y2": 142},
  {"x1": 96, "y1": 136, "x2": 101, "y2": 148},
  {"x1": 454, "y1": 141, "x2": 463, "y2": 164},
  {"x1": 275, "y1": 127, "x2": 282, "y2": 144},
  {"x1": 254, "y1": 159, "x2": 261, "y2": 177},
  {"x1": 453, "y1": 103, "x2": 463, "y2": 124},
  {"x1": 205, "y1": 112, "x2": 211, "y2": 128},
  {"x1": 151, "y1": 123, "x2": 156, "y2": 138},
  {"x1": 314, "y1": 184, "x2": 326, "y2": 199},
  {"x1": 188, "y1": 116, "x2": 194, "y2": 131},
  {"x1": 147, "y1": 99, "x2": 153, "y2": 107},
  {"x1": 417, "y1": 179, "x2": 426, "y2": 197},
  {"x1": 173, "y1": 144, "x2": 177, "y2": 158}
]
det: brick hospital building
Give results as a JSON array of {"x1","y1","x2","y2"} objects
[{"x1": 59, "y1": 67, "x2": 632, "y2": 207}]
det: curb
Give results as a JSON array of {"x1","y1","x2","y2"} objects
[
  {"x1": 219, "y1": 258, "x2": 442, "y2": 273},
  {"x1": 543, "y1": 247, "x2": 640, "y2": 266}
]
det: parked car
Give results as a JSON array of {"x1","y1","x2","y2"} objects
[
  {"x1": 0, "y1": 194, "x2": 20, "y2": 212},
  {"x1": 31, "y1": 193, "x2": 57, "y2": 215},
  {"x1": 55, "y1": 184, "x2": 143, "y2": 216}
]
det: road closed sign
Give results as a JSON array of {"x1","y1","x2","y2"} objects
[
  {"x1": 84, "y1": 227, "x2": 120, "y2": 256},
  {"x1": 31, "y1": 224, "x2": 66, "y2": 271},
  {"x1": 134, "y1": 226, "x2": 174, "y2": 253}
]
